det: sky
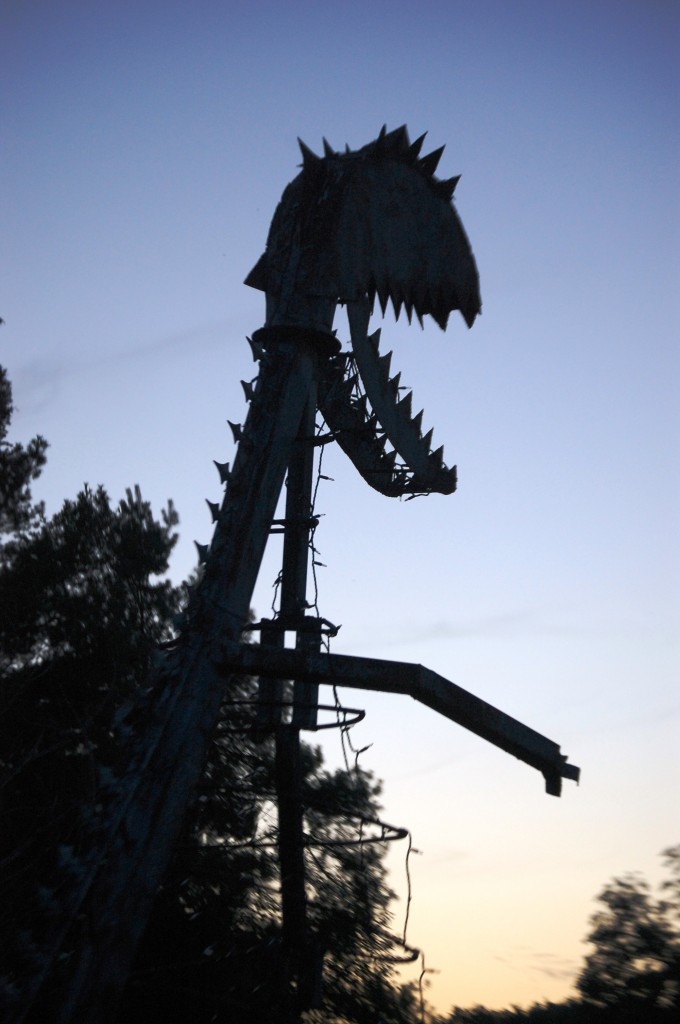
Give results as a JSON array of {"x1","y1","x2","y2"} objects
[{"x1": 2, "y1": 0, "x2": 679, "y2": 1014}]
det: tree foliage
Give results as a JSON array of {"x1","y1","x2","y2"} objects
[
  {"x1": 445, "y1": 1003, "x2": 588, "y2": 1024},
  {"x1": 0, "y1": 365, "x2": 47, "y2": 537},
  {"x1": 577, "y1": 846, "x2": 680, "y2": 1018},
  {"x1": 0, "y1": 365, "x2": 419, "y2": 1023},
  {"x1": 0, "y1": 483, "x2": 180, "y2": 676},
  {"x1": 0, "y1": 487, "x2": 185, "y2": 1013}
]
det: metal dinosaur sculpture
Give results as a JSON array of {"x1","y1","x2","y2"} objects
[
  {"x1": 245, "y1": 123, "x2": 481, "y2": 496},
  {"x1": 16, "y1": 127, "x2": 578, "y2": 1024}
]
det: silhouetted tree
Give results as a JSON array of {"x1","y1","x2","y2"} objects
[
  {"x1": 445, "y1": 1002, "x2": 603, "y2": 1023},
  {"x1": 577, "y1": 847, "x2": 680, "y2": 1018},
  {"x1": 0, "y1": 488, "x2": 185, "y2": 1018},
  {"x1": 660, "y1": 844, "x2": 680, "y2": 930},
  {"x1": 0, "y1": 365, "x2": 47, "y2": 538},
  {"x1": 0, "y1": 365, "x2": 186, "y2": 1017}
]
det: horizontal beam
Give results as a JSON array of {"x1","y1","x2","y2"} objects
[{"x1": 217, "y1": 643, "x2": 580, "y2": 796}]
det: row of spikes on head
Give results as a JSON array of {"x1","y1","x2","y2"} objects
[{"x1": 297, "y1": 124, "x2": 461, "y2": 204}]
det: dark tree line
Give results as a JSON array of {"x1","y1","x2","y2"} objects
[{"x1": 1, "y1": 363, "x2": 677, "y2": 1023}]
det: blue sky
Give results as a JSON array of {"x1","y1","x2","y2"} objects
[{"x1": 2, "y1": 0, "x2": 679, "y2": 1013}]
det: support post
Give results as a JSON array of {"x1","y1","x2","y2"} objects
[{"x1": 274, "y1": 385, "x2": 323, "y2": 1013}]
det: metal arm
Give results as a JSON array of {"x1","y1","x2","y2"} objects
[{"x1": 217, "y1": 642, "x2": 580, "y2": 797}]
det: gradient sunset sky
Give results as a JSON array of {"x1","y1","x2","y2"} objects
[{"x1": 2, "y1": 0, "x2": 679, "y2": 1014}]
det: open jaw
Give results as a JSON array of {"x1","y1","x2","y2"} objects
[
  {"x1": 245, "y1": 125, "x2": 482, "y2": 497},
  {"x1": 313, "y1": 298, "x2": 454, "y2": 496}
]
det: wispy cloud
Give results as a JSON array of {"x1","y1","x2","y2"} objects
[
  {"x1": 12, "y1": 356, "x2": 66, "y2": 415},
  {"x1": 391, "y1": 756, "x2": 464, "y2": 781},
  {"x1": 528, "y1": 951, "x2": 579, "y2": 982},
  {"x1": 425, "y1": 847, "x2": 469, "y2": 867},
  {"x1": 412, "y1": 610, "x2": 537, "y2": 642},
  {"x1": 8, "y1": 319, "x2": 235, "y2": 414},
  {"x1": 362, "y1": 609, "x2": 546, "y2": 649},
  {"x1": 492, "y1": 947, "x2": 579, "y2": 983}
]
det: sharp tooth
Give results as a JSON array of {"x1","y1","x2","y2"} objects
[
  {"x1": 392, "y1": 294, "x2": 403, "y2": 321},
  {"x1": 383, "y1": 449, "x2": 397, "y2": 469},
  {"x1": 416, "y1": 311, "x2": 424, "y2": 329},
  {"x1": 412, "y1": 410, "x2": 424, "y2": 435},
  {"x1": 368, "y1": 328, "x2": 381, "y2": 350},
  {"x1": 404, "y1": 301, "x2": 413, "y2": 324},
  {"x1": 322, "y1": 137, "x2": 335, "y2": 157},
  {"x1": 431, "y1": 445, "x2": 444, "y2": 468},
  {"x1": 422, "y1": 428, "x2": 434, "y2": 451},
  {"x1": 413, "y1": 281, "x2": 428, "y2": 320},
  {"x1": 206, "y1": 500, "x2": 220, "y2": 523},
  {"x1": 435, "y1": 308, "x2": 450, "y2": 331},
  {"x1": 378, "y1": 350, "x2": 392, "y2": 379},
  {"x1": 194, "y1": 541, "x2": 209, "y2": 564},
  {"x1": 247, "y1": 336, "x2": 263, "y2": 361},
  {"x1": 443, "y1": 275, "x2": 460, "y2": 307},
  {"x1": 420, "y1": 144, "x2": 445, "y2": 177},
  {"x1": 241, "y1": 379, "x2": 254, "y2": 402},
  {"x1": 213, "y1": 460, "x2": 231, "y2": 484},
  {"x1": 228, "y1": 421, "x2": 243, "y2": 443},
  {"x1": 298, "y1": 137, "x2": 320, "y2": 166},
  {"x1": 398, "y1": 392, "x2": 413, "y2": 418},
  {"x1": 377, "y1": 288, "x2": 389, "y2": 315},
  {"x1": 389, "y1": 372, "x2": 401, "y2": 394}
]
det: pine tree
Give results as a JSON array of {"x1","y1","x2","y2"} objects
[
  {"x1": 0, "y1": 365, "x2": 47, "y2": 539},
  {"x1": 0, "y1": 366, "x2": 185, "y2": 1018}
]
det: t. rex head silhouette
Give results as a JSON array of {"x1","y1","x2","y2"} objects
[{"x1": 245, "y1": 124, "x2": 481, "y2": 335}]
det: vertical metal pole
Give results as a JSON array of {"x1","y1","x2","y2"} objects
[{"x1": 275, "y1": 386, "x2": 320, "y2": 1014}]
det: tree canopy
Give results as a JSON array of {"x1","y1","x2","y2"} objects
[
  {"x1": 576, "y1": 845, "x2": 679, "y2": 1019},
  {"x1": 0, "y1": 365, "x2": 47, "y2": 538},
  {"x1": 0, "y1": 369, "x2": 187, "y2": 1018}
]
